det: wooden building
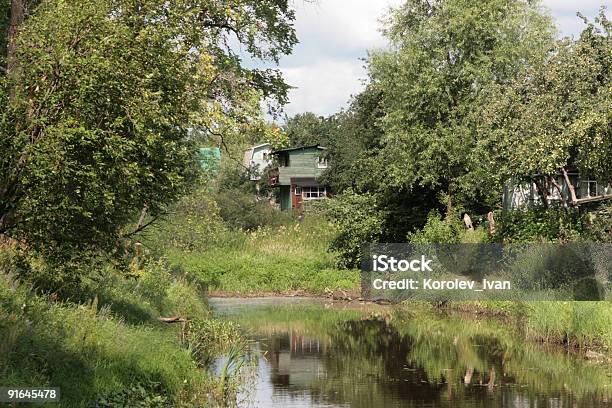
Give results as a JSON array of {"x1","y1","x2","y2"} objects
[{"x1": 268, "y1": 145, "x2": 329, "y2": 211}]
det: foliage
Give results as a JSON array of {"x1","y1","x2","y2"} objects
[
  {"x1": 479, "y1": 9, "x2": 612, "y2": 198},
  {"x1": 211, "y1": 163, "x2": 286, "y2": 231},
  {"x1": 215, "y1": 190, "x2": 284, "y2": 231},
  {"x1": 494, "y1": 209, "x2": 583, "y2": 243},
  {"x1": 0, "y1": 0, "x2": 297, "y2": 267},
  {"x1": 0, "y1": 246, "x2": 247, "y2": 407},
  {"x1": 324, "y1": 190, "x2": 387, "y2": 268},
  {"x1": 368, "y1": 0, "x2": 556, "y2": 211},
  {"x1": 95, "y1": 382, "x2": 170, "y2": 408},
  {"x1": 408, "y1": 210, "x2": 490, "y2": 244},
  {"x1": 164, "y1": 214, "x2": 360, "y2": 293},
  {"x1": 145, "y1": 189, "x2": 227, "y2": 253},
  {"x1": 282, "y1": 112, "x2": 336, "y2": 147},
  {"x1": 581, "y1": 202, "x2": 612, "y2": 242},
  {"x1": 319, "y1": 86, "x2": 386, "y2": 193}
]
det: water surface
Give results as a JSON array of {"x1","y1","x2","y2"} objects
[{"x1": 210, "y1": 298, "x2": 612, "y2": 408}]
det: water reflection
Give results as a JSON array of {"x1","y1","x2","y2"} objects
[{"x1": 211, "y1": 299, "x2": 612, "y2": 408}]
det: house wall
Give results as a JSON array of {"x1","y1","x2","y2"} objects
[
  {"x1": 248, "y1": 144, "x2": 272, "y2": 181},
  {"x1": 278, "y1": 148, "x2": 326, "y2": 185},
  {"x1": 501, "y1": 173, "x2": 611, "y2": 210}
]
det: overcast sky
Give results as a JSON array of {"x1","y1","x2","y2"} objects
[{"x1": 264, "y1": 1, "x2": 609, "y2": 119}]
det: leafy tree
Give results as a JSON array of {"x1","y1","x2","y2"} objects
[
  {"x1": 283, "y1": 111, "x2": 334, "y2": 147},
  {"x1": 479, "y1": 9, "x2": 612, "y2": 206},
  {"x1": 320, "y1": 86, "x2": 386, "y2": 193},
  {"x1": 368, "y1": 0, "x2": 556, "y2": 212},
  {"x1": 0, "y1": 0, "x2": 297, "y2": 261},
  {"x1": 325, "y1": 190, "x2": 387, "y2": 268}
]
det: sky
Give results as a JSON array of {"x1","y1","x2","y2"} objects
[{"x1": 259, "y1": 1, "x2": 609, "y2": 119}]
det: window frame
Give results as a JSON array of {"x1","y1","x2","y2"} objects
[
  {"x1": 316, "y1": 156, "x2": 328, "y2": 169},
  {"x1": 302, "y1": 186, "x2": 327, "y2": 200}
]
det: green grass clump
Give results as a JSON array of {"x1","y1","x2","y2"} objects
[
  {"x1": 0, "y1": 275, "x2": 205, "y2": 407},
  {"x1": 164, "y1": 216, "x2": 360, "y2": 294},
  {"x1": 448, "y1": 300, "x2": 612, "y2": 350},
  {"x1": 0, "y1": 249, "x2": 245, "y2": 407},
  {"x1": 524, "y1": 301, "x2": 612, "y2": 348}
]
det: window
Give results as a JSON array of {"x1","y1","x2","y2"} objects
[
  {"x1": 262, "y1": 153, "x2": 268, "y2": 161},
  {"x1": 279, "y1": 155, "x2": 289, "y2": 167},
  {"x1": 581, "y1": 180, "x2": 598, "y2": 197},
  {"x1": 317, "y1": 156, "x2": 328, "y2": 168},
  {"x1": 302, "y1": 186, "x2": 327, "y2": 200},
  {"x1": 294, "y1": 186, "x2": 302, "y2": 196}
]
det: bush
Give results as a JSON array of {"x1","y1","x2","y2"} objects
[
  {"x1": 324, "y1": 190, "x2": 386, "y2": 268},
  {"x1": 146, "y1": 191, "x2": 227, "y2": 253},
  {"x1": 214, "y1": 189, "x2": 285, "y2": 231},
  {"x1": 581, "y1": 202, "x2": 612, "y2": 242},
  {"x1": 408, "y1": 210, "x2": 488, "y2": 244},
  {"x1": 494, "y1": 208, "x2": 582, "y2": 243}
]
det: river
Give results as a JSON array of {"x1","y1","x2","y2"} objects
[{"x1": 210, "y1": 297, "x2": 612, "y2": 408}]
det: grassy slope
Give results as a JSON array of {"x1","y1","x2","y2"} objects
[
  {"x1": 164, "y1": 217, "x2": 360, "y2": 294},
  {"x1": 0, "y1": 253, "x2": 241, "y2": 407}
]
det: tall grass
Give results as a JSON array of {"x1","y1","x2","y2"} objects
[
  {"x1": 160, "y1": 215, "x2": 360, "y2": 294},
  {"x1": 0, "y1": 248, "x2": 246, "y2": 407}
]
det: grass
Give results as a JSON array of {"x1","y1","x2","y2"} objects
[
  {"x1": 161, "y1": 216, "x2": 360, "y2": 294},
  {"x1": 0, "y1": 248, "x2": 246, "y2": 407},
  {"x1": 446, "y1": 300, "x2": 612, "y2": 350}
]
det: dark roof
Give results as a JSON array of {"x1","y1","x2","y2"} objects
[{"x1": 272, "y1": 144, "x2": 326, "y2": 154}]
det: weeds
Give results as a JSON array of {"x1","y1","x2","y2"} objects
[{"x1": 0, "y1": 249, "x2": 245, "y2": 407}]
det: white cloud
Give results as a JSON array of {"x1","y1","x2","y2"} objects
[
  {"x1": 291, "y1": 0, "x2": 402, "y2": 54},
  {"x1": 276, "y1": 0, "x2": 609, "y2": 119},
  {"x1": 541, "y1": 0, "x2": 606, "y2": 14},
  {"x1": 281, "y1": 58, "x2": 366, "y2": 117},
  {"x1": 274, "y1": 0, "x2": 401, "y2": 118},
  {"x1": 540, "y1": 1, "x2": 609, "y2": 37}
]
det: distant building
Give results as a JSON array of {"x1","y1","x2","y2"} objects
[
  {"x1": 198, "y1": 147, "x2": 221, "y2": 174},
  {"x1": 268, "y1": 145, "x2": 329, "y2": 211},
  {"x1": 503, "y1": 169, "x2": 612, "y2": 210},
  {"x1": 244, "y1": 143, "x2": 272, "y2": 181}
]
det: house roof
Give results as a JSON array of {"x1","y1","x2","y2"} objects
[
  {"x1": 272, "y1": 144, "x2": 327, "y2": 154},
  {"x1": 251, "y1": 143, "x2": 271, "y2": 150}
]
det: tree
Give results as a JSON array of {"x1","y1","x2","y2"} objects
[
  {"x1": 283, "y1": 112, "x2": 334, "y2": 147},
  {"x1": 0, "y1": 0, "x2": 297, "y2": 259},
  {"x1": 320, "y1": 86, "x2": 386, "y2": 193},
  {"x1": 368, "y1": 0, "x2": 556, "y2": 212},
  {"x1": 479, "y1": 9, "x2": 611, "y2": 206}
]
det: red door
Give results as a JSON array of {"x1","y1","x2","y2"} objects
[{"x1": 291, "y1": 185, "x2": 303, "y2": 209}]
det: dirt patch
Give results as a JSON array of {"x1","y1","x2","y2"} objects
[{"x1": 209, "y1": 288, "x2": 362, "y2": 301}]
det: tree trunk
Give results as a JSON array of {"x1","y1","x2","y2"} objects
[
  {"x1": 533, "y1": 176, "x2": 549, "y2": 209},
  {"x1": 561, "y1": 167, "x2": 578, "y2": 205},
  {"x1": 7, "y1": 0, "x2": 25, "y2": 74},
  {"x1": 1, "y1": 1, "x2": 28, "y2": 232}
]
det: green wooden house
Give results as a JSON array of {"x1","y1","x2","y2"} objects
[{"x1": 269, "y1": 145, "x2": 329, "y2": 211}]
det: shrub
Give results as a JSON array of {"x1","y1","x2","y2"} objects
[
  {"x1": 146, "y1": 191, "x2": 227, "y2": 253},
  {"x1": 581, "y1": 202, "x2": 612, "y2": 242},
  {"x1": 214, "y1": 189, "x2": 283, "y2": 231},
  {"x1": 324, "y1": 190, "x2": 386, "y2": 268},
  {"x1": 408, "y1": 210, "x2": 488, "y2": 244},
  {"x1": 494, "y1": 208, "x2": 582, "y2": 243}
]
